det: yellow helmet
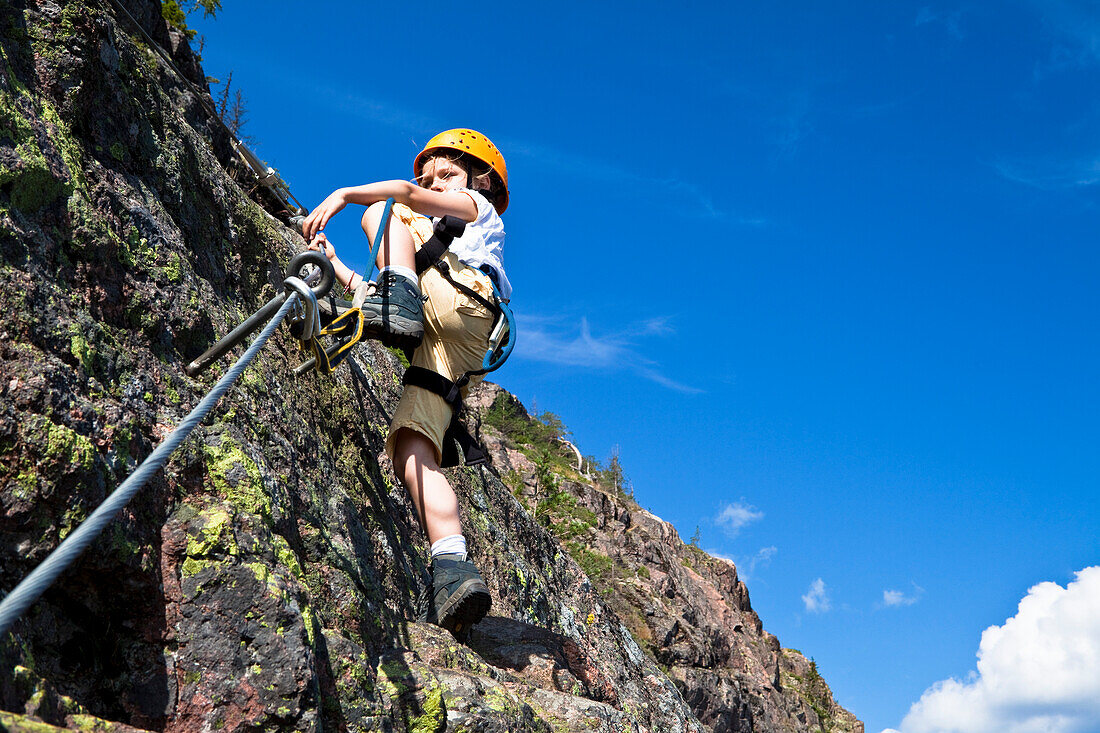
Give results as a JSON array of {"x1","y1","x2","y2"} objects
[{"x1": 414, "y1": 128, "x2": 509, "y2": 214}]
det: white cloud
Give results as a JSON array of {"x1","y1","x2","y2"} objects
[
  {"x1": 705, "y1": 548, "x2": 736, "y2": 564},
  {"x1": 715, "y1": 501, "x2": 764, "y2": 536},
  {"x1": 883, "y1": 590, "x2": 917, "y2": 607},
  {"x1": 803, "y1": 578, "x2": 831, "y2": 613},
  {"x1": 711, "y1": 545, "x2": 776, "y2": 583},
  {"x1": 993, "y1": 156, "x2": 1100, "y2": 189},
  {"x1": 882, "y1": 584, "x2": 924, "y2": 609},
  {"x1": 990, "y1": 3, "x2": 1100, "y2": 191},
  {"x1": 639, "y1": 316, "x2": 675, "y2": 336},
  {"x1": 743, "y1": 545, "x2": 777, "y2": 581},
  {"x1": 514, "y1": 313, "x2": 702, "y2": 393},
  {"x1": 892, "y1": 566, "x2": 1100, "y2": 733},
  {"x1": 752, "y1": 545, "x2": 777, "y2": 570}
]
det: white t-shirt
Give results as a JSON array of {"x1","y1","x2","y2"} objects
[{"x1": 438, "y1": 188, "x2": 512, "y2": 301}]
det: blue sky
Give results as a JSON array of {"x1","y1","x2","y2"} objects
[{"x1": 192, "y1": 3, "x2": 1100, "y2": 731}]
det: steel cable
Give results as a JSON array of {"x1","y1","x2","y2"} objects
[{"x1": 0, "y1": 294, "x2": 301, "y2": 636}]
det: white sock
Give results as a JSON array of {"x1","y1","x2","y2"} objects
[
  {"x1": 430, "y1": 534, "x2": 467, "y2": 561},
  {"x1": 379, "y1": 265, "x2": 418, "y2": 287}
]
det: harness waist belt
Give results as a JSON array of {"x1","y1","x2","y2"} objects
[{"x1": 402, "y1": 366, "x2": 488, "y2": 468}]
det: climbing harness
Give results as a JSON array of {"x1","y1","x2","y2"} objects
[
  {"x1": 404, "y1": 224, "x2": 517, "y2": 468},
  {"x1": 0, "y1": 253, "x2": 335, "y2": 636}
]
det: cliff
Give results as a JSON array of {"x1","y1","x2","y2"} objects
[{"x1": 0, "y1": 1, "x2": 863, "y2": 730}]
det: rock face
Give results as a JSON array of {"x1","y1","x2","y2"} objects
[{"x1": 0, "y1": 1, "x2": 863, "y2": 731}]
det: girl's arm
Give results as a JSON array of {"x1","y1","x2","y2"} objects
[{"x1": 302, "y1": 181, "x2": 477, "y2": 241}]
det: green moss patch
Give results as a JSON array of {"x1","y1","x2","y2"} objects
[
  {"x1": 0, "y1": 64, "x2": 84, "y2": 214},
  {"x1": 203, "y1": 435, "x2": 270, "y2": 518},
  {"x1": 41, "y1": 418, "x2": 96, "y2": 470},
  {"x1": 376, "y1": 660, "x2": 446, "y2": 733}
]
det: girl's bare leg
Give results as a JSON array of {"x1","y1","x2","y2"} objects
[
  {"x1": 361, "y1": 201, "x2": 416, "y2": 272},
  {"x1": 394, "y1": 429, "x2": 491, "y2": 632},
  {"x1": 392, "y1": 428, "x2": 462, "y2": 543}
]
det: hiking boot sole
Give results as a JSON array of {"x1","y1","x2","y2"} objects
[
  {"x1": 378, "y1": 330, "x2": 423, "y2": 353},
  {"x1": 437, "y1": 578, "x2": 491, "y2": 633},
  {"x1": 362, "y1": 315, "x2": 424, "y2": 352}
]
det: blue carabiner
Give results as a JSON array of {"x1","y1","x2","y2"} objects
[{"x1": 480, "y1": 277, "x2": 516, "y2": 374}]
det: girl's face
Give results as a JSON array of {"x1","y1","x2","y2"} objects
[{"x1": 418, "y1": 157, "x2": 468, "y2": 192}]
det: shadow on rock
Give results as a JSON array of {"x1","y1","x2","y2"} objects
[{"x1": 465, "y1": 617, "x2": 619, "y2": 706}]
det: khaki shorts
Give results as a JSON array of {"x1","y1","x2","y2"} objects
[{"x1": 384, "y1": 205, "x2": 497, "y2": 464}]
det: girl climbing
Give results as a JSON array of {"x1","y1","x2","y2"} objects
[{"x1": 301, "y1": 129, "x2": 511, "y2": 633}]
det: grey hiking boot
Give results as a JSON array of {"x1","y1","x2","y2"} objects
[
  {"x1": 358, "y1": 271, "x2": 424, "y2": 351},
  {"x1": 419, "y1": 554, "x2": 491, "y2": 634}
]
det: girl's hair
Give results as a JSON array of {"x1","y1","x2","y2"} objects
[{"x1": 419, "y1": 151, "x2": 507, "y2": 213}]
